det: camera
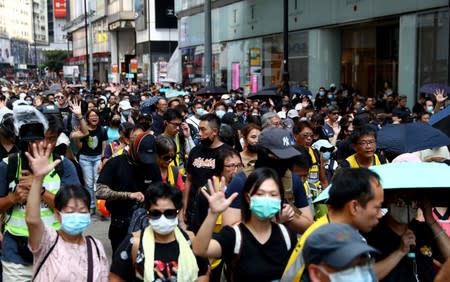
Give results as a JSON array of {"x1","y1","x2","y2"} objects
[{"x1": 13, "y1": 105, "x2": 48, "y2": 170}]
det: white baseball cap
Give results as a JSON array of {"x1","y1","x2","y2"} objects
[{"x1": 287, "y1": 109, "x2": 299, "y2": 119}]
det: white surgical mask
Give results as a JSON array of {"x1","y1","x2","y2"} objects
[
  {"x1": 216, "y1": 110, "x2": 226, "y2": 119},
  {"x1": 149, "y1": 215, "x2": 178, "y2": 235},
  {"x1": 320, "y1": 265, "x2": 376, "y2": 282},
  {"x1": 389, "y1": 204, "x2": 418, "y2": 224},
  {"x1": 426, "y1": 106, "x2": 434, "y2": 113},
  {"x1": 322, "y1": 151, "x2": 331, "y2": 161}
]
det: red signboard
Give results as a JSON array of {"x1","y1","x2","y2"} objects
[{"x1": 54, "y1": 0, "x2": 67, "y2": 18}]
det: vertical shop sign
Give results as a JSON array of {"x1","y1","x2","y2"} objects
[{"x1": 232, "y1": 62, "x2": 240, "y2": 90}]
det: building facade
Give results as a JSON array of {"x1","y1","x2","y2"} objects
[
  {"x1": 64, "y1": 0, "x2": 110, "y2": 82},
  {"x1": 135, "y1": 0, "x2": 178, "y2": 83},
  {"x1": 62, "y1": 0, "x2": 178, "y2": 84},
  {"x1": 175, "y1": 0, "x2": 449, "y2": 107}
]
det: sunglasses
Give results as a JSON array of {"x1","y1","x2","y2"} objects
[
  {"x1": 55, "y1": 95, "x2": 65, "y2": 100},
  {"x1": 161, "y1": 154, "x2": 175, "y2": 161},
  {"x1": 148, "y1": 209, "x2": 178, "y2": 220}
]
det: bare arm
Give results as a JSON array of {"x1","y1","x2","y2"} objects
[
  {"x1": 281, "y1": 206, "x2": 314, "y2": 234},
  {"x1": 108, "y1": 273, "x2": 126, "y2": 282},
  {"x1": 182, "y1": 174, "x2": 193, "y2": 221},
  {"x1": 25, "y1": 142, "x2": 61, "y2": 251},
  {"x1": 192, "y1": 178, "x2": 237, "y2": 258},
  {"x1": 26, "y1": 175, "x2": 46, "y2": 251},
  {"x1": 192, "y1": 210, "x2": 223, "y2": 258},
  {"x1": 374, "y1": 249, "x2": 407, "y2": 279},
  {"x1": 435, "y1": 258, "x2": 450, "y2": 282}
]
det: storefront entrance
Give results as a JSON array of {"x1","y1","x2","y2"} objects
[{"x1": 341, "y1": 20, "x2": 399, "y2": 98}]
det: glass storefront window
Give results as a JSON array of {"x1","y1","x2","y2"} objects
[
  {"x1": 341, "y1": 21, "x2": 398, "y2": 98},
  {"x1": 263, "y1": 31, "x2": 308, "y2": 89},
  {"x1": 417, "y1": 9, "x2": 449, "y2": 87}
]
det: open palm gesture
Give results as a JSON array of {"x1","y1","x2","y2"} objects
[
  {"x1": 201, "y1": 177, "x2": 238, "y2": 214},
  {"x1": 69, "y1": 98, "x2": 82, "y2": 117},
  {"x1": 434, "y1": 89, "x2": 448, "y2": 103},
  {"x1": 25, "y1": 142, "x2": 61, "y2": 178}
]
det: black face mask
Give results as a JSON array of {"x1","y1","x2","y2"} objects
[
  {"x1": 247, "y1": 144, "x2": 258, "y2": 153},
  {"x1": 111, "y1": 119, "x2": 121, "y2": 127},
  {"x1": 200, "y1": 137, "x2": 213, "y2": 147}
]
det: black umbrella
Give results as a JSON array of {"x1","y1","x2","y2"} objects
[
  {"x1": 429, "y1": 106, "x2": 450, "y2": 137},
  {"x1": 196, "y1": 86, "x2": 228, "y2": 96},
  {"x1": 377, "y1": 122, "x2": 450, "y2": 154},
  {"x1": 247, "y1": 88, "x2": 282, "y2": 100}
]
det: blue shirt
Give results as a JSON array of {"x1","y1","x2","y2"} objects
[{"x1": 225, "y1": 171, "x2": 309, "y2": 209}]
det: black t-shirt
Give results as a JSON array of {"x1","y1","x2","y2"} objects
[
  {"x1": 79, "y1": 126, "x2": 108, "y2": 156},
  {"x1": 185, "y1": 143, "x2": 229, "y2": 230},
  {"x1": 97, "y1": 155, "x2": 161, "y2": 217},
  {"x1": 185, "y1": 143, "x2": 228, "y2": 206},
  {"x1": 110, "y1": 230, "x2": 208, "y2": 282},
  {"x1": 213, "y1": 222, "x2": 297, "y2": 282},
  {"x1": 364, "y1": 219, "x2": 437, "y2": 282}
]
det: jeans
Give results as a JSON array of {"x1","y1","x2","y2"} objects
[{"x1": 79, "y1": 154, "x2": 101, "y2": 209}]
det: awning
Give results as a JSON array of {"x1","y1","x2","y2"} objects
[{"x1": 65, "y1": 52, "x2": 111, "y2": 65}]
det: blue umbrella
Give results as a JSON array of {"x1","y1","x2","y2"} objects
[
  {"x1": 166, "y1": 90, "x2": 188, "y2": 99},
  {"x1": 290, "y1": 86, "x2": 312, "y2": 96},
  {"x1": 429, "y1": 106, "x2": 450, "y2": 137},
  {"x1": 314, "y1": 162, "x2": 450, "y2": 203},
  {"x1": 420, "y1": 83, "x2": 450, "y2": 95},
  {"x1": 140, "y1": 96, "x2": 161, "y2": 114},
  {"x1": 377, "y1": 123, "x2": 450, "y2": 154}
]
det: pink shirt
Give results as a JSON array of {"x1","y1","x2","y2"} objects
[{"x1": 30, "y1": 225, "x2": 109, "y2": 282}]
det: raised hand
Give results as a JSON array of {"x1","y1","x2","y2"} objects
[
  {"x1": 69, "y1": 98, "x2": 82, "y2": 118},
  {"x1": 434, "y1": 89, "x2": 448, "y2": 103},
  {"x1": 25, "y1": 142, "x2": 61, "y2": 178},
  {"x1": 201, "y1": 177, "x2": 238, "y2": 214},
  {"x1": 181, "y1": 122, "x2": 191, "y2": 137}
]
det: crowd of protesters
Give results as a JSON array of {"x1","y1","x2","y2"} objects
[{"x1": 0, "y1": 78, "x2": 449, "y2": 281}]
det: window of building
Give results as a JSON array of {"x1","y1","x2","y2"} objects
[{"x1": 417, "y1": 9, "x2": 449, "y2": 88}]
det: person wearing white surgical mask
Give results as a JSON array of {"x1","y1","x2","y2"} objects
[
  {"x1": 365, "y1": 192, "x2": 450, "y2": 282},
  {"x1": 213, "y1": 101, "x2": 227, "y2": 120},
  {"x1": 109, "y1": 183, "x2": 209, "y2": 282},
  {"x1": 312, "y1": 139, "x2": 337, "y2": 184},
  {"x1": 25, "y1": 142, "x2": 109, "y2": 281},
  {"x1": 302, "y1": 223, "x2": 379, "y2": 282}
]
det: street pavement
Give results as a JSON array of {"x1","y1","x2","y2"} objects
[{"x1": 85, "y1": 214, "x2": 113, "y2": 259}]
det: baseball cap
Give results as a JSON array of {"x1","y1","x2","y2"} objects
[
  {"x1": 312, "y1": 139, "x2": 334, "y2": 152},
  {"x1": 119, "y1": 100, "x2": 132, "y2": 111},
  {"x1": 330, "y1": 83, "x2": 336, "y2": 88},
  {"x1": 235, "y1": 100, "x2": 244, "y2": 105},
  {"x1": 1, "y1": 87, "x2": 8, "y2": 92},
  {"x1": 258, "y1": 127, "x2": 300, "y2": 159},
  {"x1": 277, "y1": 111, "x2": 286, "y2": 119},
  {"x1": 303, "y1": 223, "x2": 379, "y2": 269},
  {"x1": 133, "y1": 133, "x2": 157, "y2": 165},
  {"x1": 287, "y1": 109, "x2": 299, "y2": 119},
  {"x1": 221, "y1": 112, "x2": 244, "y2": 130},
  {"x1": 221, "y1": 94, "x2": 230, "y2": 100}
]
